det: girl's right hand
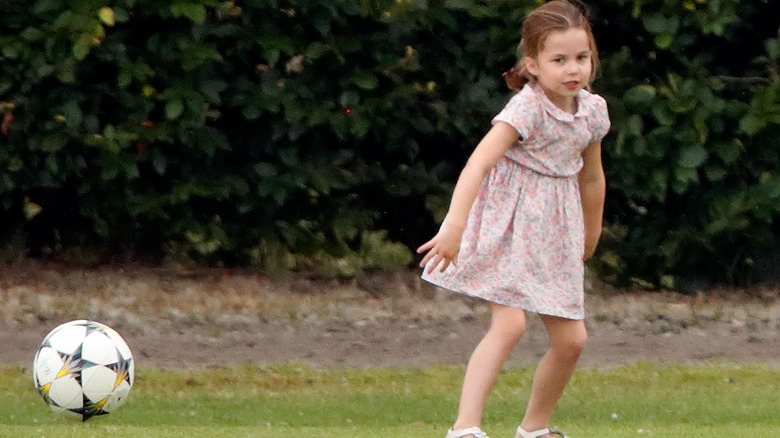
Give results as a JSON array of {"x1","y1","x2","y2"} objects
[
  {"x1": 416, "y1": 123, "x2": 518, "y2": 274},
  {"x1": 416, "y1": 224, "x2": 463, "y2": 274}
]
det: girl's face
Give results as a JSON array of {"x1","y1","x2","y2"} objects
[{"x1": 525, "y1": 27, "x2": 593, "y2": 112}]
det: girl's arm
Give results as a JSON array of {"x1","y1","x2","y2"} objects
[
  {"x1": 578, "y1": 140, "x2": 606, "y2": 260},
  {"x1": 418, "y1": 122, "x2": 519, "y2": 273}
]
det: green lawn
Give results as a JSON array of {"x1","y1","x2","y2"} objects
[{"x1": 2, "y1": 362, "x2": 778, "y2": 437}]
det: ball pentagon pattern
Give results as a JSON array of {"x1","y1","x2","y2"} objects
[{"x1": 32, "y1": 320, "x2": 135, "y2": 421}]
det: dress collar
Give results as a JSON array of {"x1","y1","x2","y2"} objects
[{"x1": 530, "y1": 82, "x2": 589, "y2": 122}]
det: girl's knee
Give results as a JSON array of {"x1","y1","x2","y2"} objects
[
  {"x1": 488, "y1": 307, "x2": 527, "y2": 345},
  {"x1": 488, "y1": 318, "x2": 526, "y2": 345},
  {"x1": 548, "y1": 322, "x2": 587, "y2": 357},
  {"x1": 558, "y1": 327, "x2": 587, "y2": 357},
  {"x1": 568, "y1": 327, "x2": 588, "y2": 351},
  {"x1": 505, "y1": 322, "x2": 527, "y2": 345}
]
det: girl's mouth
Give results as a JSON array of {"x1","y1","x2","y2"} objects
[{"x1": 564, "y1": 81, "x2": 580, "y2": 90}]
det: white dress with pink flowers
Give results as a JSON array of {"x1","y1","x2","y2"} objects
[{"x1": 422, "y1": 83, "x2": 610, "y2": 320}]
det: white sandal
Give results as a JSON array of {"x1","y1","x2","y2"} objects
[
  {"x1": 515, "y1": 426, "x2": 568, "y2": 438},
  {"x1": 446, "y1": 426, "x2": 491, "y2": 438}
]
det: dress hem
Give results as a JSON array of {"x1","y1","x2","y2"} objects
[{"x1": 421, "y1": 276, "x2": 585, "y2": 321}]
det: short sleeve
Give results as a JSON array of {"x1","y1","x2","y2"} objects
[
  {"x1": 491, "y1": 88, "x2": 542, "y2": 141},
  {"x1": 588, "y1": 94, "x2": 611, "y2": 143}
]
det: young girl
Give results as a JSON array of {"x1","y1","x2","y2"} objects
[{"x1": 417, "y1": 2, "x2": 609, "y2": 438}]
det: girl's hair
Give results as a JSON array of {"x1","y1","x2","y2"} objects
[{"x1": 504, "y1": 0, "x2": 600, "y2": 91}]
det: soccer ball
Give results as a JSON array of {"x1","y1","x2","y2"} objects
[{"x1": 32, "y1": 320, "x2": 135, "y2": 421}]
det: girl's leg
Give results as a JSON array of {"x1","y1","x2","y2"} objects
[
  {"x1": 452, "y1": 303, "x2": 527, "y2": 432},
  {"x1": 519, "y1": 316, "x2": 587, "y2": 435}
]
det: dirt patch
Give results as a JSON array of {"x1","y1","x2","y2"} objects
[{"x1": 2, "y1": 262, "x2": 779, "y2": 369}]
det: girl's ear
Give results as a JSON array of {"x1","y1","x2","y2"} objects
[{"x1": 524, "y1": 56, "x2": 539, "y2": 77}]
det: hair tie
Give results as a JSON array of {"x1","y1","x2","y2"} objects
[{"x1": 503, "y1": 65, "x2": 528, "y2": 90}]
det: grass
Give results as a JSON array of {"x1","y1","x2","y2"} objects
[{"x1": 1, "y1": 362, "x2": 778, "y2": 437}]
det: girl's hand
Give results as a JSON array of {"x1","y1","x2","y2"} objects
[
  {"x1": 416, "y1": 123, "x2": 518, "y2": 274},
  {"x1": 416, "y1": 224, "x2": 463, "y2": 274},
  {"x1": 578, "y1": 140, "x2": 605, "y2": 263},
  {"x1": 583, "y1": 235, "x2": 599, "y2": 261}
]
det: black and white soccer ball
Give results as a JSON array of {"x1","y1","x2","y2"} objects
[{"x1": 32, "y1": 320, "x2": 135, "y2": 421}]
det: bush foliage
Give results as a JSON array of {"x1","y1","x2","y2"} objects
[{"x1": 0, "y1": 0, "x2": 777, "y2": 287}]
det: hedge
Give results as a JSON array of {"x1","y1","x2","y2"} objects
[{"x1": 0, "y1": 0, "x2": 778, "y2": 288}]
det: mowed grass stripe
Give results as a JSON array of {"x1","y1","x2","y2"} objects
[{"x1": 1, "y1": 363, "x2": 778, "y2": 437}]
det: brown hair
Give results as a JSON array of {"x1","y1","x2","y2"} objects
[{"x1": 504, "y1": 0, "x2": 600, "y2": 91}]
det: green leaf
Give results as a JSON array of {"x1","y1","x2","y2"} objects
[
  {"x1": 242, "y1": 106, "x2": 261, "y2": 120},
  {"x1": 642, "y1": 14, "x2": 665, "y2": 33},
  {"x1": 764, "y1": 38, "x2": 779, "y2": 59},
  {"x1": 190, "y1": 126, "x2": 230, "y2": 156},
  {"x1": 311, "y1": 11, "x2": 332, "y2": 35},
  {"x1": 254, "y1": 163, "x2": 277, "y2": 177},
  {"x1": 257, "y1": 32, "x2": 294, "y2": 54},
  {"x1": 739, "y1": 114, "x2": 764, "y2": 135},
  {"x1": 305, "y1": 42, "x2": 327, "y2": 60},
  {"x1": 113, "y1": 7, "x2": 130, "y2": 23},
  {"x1": 200, "y1": 80, "x2": 228, "y2": 104},
  {"x1": 445, "y1": 0, "x2": 471, "y2": 9},
  {"x1": 62, "y1": 101, "x2": 83, "y2": 129},
  {"x1": 1, "y1": 42, "x2": 22, "y2": 59},
  {"x1": 20, "y1": 27, "x2": 45, "y2": 41},
  {"x1": 166, "y1": 99, "x2": 184, "y2": 120},
  {"x1": 31, "y1": 0, "x2": 61, "y2": 15},
  {"x1": 73, "y1": 40, "x2": 91, "y2": 60},
  {"x1": 351, "y1": 72, "x2": 379, "y2": 90},
  {"x1": 98, "y1": 7, "x2": 115, "y2": 26},
  {"x1": 626, "y1": 115, "x2": 644, "y2": 137},
  {"x1": 624, "y1": 85, "x2": 656, "y2": 106},
  {"x1": 117, "y1": 69, "x2": 132, "y2": 88},
  {"x1": 7, "y1": 158, "x2": 24, "y2": 173},
  {"x1": 41, "y1": 134, "x2": 69, "y2": 152},
  {"x1": 330, "y1": 114, "x2": 350, "y2": 139},
  {"x1": 712, "y1": 140, "x2": 742, "y2": 164},
  {"x1": 436, "y1": 11, "x2": 458, "y2": 29},
  {"x1": 673, "y1": 167, "x2": 698, "y2": 193},
  {"x1": 170, "y1": 3, "x2": 207, "y2": 23},
  {"x1": 654, "y1": 34, "x2": 674, "y2": 49},
  {"x1": 279, "y1": 148, "x2": 299, "y2": 166},
  {"x1": 152, "y1": 152, "x2": 168, "y2": 175},
  {"x1": 23, "y1": 197, "x2": 42, "y2": 220},
  {"x1": 679, "y1": 144, "x2": 707, "y2": 168},
  {"x1": 339, "y1": 91, "x2": 361, "y2": 107},
  {"x1": 351, "y1": 117, "x2": 371, "y2": 138},
  {"x1": 666, "y1": 16, "x2": 680, "y2": 35},
  {"x1": 652, "y1": 105, "x2": 675, "y2": 126},
  {"x1": 704, "y1": 166, "x2": 727, "y2": 182}
]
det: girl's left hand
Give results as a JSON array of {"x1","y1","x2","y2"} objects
[{"x1": 583, "y1": 230, "x2": 600, "y2": 261}]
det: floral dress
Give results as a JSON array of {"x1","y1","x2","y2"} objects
[{"x1": 422, "y1": 83, "x2": 610, "y2": 320}]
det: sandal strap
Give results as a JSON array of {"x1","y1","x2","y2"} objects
[
  {"x1": 448, "y1": 427, "x2": 491, "y2": 438},
  {"x1": 516, "y1": 426, "x2": 568, "y2": 438},
  {"x1": 516, "y1": 427, "x2": 550, "y2": 438}
]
